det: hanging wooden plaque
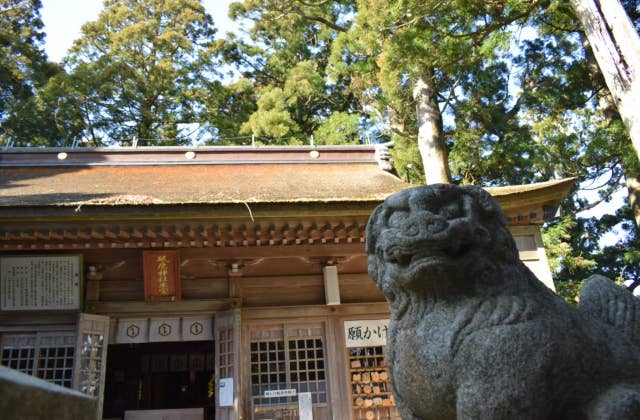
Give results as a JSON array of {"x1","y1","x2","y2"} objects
[{"x1": 143, "y1": 250, "x2": 181, "y2": 301}]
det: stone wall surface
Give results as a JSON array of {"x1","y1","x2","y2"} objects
[{"x1": 0, "y1": 365, "x2": 97, "y2": 420}]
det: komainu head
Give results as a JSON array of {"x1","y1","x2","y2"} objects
[{"x1": 366, "y1": 184, "x2": 520, "y2": 298}]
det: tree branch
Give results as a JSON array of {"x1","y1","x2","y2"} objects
[{"x1": 291, "y1": 6, "x2": 348, "y2": 32}]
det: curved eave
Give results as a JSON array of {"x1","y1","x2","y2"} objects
[
  {"x1": 486, "y1": 177, "x2": 576, "y2": 210},
  {"x1": 0, "y1": 179, "x2": 576, "y2": 251}
]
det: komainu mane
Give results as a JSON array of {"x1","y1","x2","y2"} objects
[{"x1": 366, "y1": 184, "x2": 640, "y2": 420}]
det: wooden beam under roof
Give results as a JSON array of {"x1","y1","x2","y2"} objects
[{"x1": 0, "y1": 219, "x2": 369, "y2": 251}]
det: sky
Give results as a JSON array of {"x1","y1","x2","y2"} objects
[{"x1": 41, "y1": 0, "x2": 237, "y2": 63}]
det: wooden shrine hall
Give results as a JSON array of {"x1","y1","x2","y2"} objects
[{"x1": 0, "y1": 145, "x2": 574, "y2": 420}]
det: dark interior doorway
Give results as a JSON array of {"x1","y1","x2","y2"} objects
[{"x1": 103, "y1": 341, "x2": 215, "y2": 419}]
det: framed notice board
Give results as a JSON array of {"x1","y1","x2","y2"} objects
[{"x1": 0, "y1": 255, "x2": 83, "y2": 311}]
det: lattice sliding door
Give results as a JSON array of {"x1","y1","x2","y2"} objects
[
  {"x1": 215, "y1": 309, "x2": 241, "y2": 420},
  {"x1": 1, "y1": 331, "x2": 76, "y2": 387},
  {"x1": 249, "y1": 323, "x2": 330, "y2": 420}
]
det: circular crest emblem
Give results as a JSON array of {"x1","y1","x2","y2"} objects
[
  {"x1": 190, "y1": 322, "x2": 204, "y2": 336},
  {"x1": 126, "y1": 324, "x2": 140, "y2": 338},
  {"x1": 158, "y1": 323, "x2": 172, "y2": 336}
]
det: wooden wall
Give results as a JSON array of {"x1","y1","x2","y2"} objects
[
  {"x1": 79, "y1": 247, "x2": 382, "y2": 309},
  {"x1": 74, "y1": 224, "x2": 549, "y2": 308}
]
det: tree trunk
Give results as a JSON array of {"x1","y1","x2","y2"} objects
[
  {"x1": 582, "y1": 34, "x2": 640, "y2": 227},
  {"x1": 413, "y1": 70, "x2": 451, "y2": 184},
  {"x1": 625, "y1": 175, "x2": 640, "y2": 227},
  {"x1": 570, "y1": 0, "x2": 640, "y2": 163}
]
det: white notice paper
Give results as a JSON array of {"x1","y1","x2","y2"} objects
[
  {"x1": 219, "y1": 377, "x2": 234, "y2": 407},
  {"x1": 264, "y1": 389, "x2": 296, "y2": 398},
  {"x1": 298, "y1": 392, "x2": 313, "y2": 420}
]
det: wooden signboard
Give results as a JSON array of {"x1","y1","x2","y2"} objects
[
  {"x1": 143, "y1": 251, "x2": 181, "y2": 301},
  {"x1": 0, "y1": 255, "x2": 82, "y2": 311},
  {"x1": 344, "y1": 319, "x2": 389, "y2": 348}
]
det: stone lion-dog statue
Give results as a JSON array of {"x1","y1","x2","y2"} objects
[{"x1": 366, "y1": 184, "x2": 640, "y2": 419}]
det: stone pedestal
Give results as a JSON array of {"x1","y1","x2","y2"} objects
[{"x1": 0, "y1": 366, "x2": 97, "y2": 420}]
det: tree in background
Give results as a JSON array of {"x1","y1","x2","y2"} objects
[
  {"x1": 0, "y1": 0, "x2": 62, "y2": 146},
  {"x1": 538, "y1": 0, "x2": 640, "y2": 300},
  {"x1": 220, "y1": 0, "x2": 366, "y2": 145},
  {"x1": 331, "y1": 0, "x2": 554, "y2": 184},
  {"x1": 47, "y1": 0, "x2": 222, "y2": 146},
  {"x1": 199, "y1": 77, "x2": 258, "y2": 144}
]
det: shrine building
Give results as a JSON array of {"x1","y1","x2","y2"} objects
[{"x1": 0, "y1": 145, "x2": 574, "y2": 420}]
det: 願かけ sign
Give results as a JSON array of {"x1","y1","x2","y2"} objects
[{"x1": 344, "y1": 319, "x2": 389, "y2": 347}]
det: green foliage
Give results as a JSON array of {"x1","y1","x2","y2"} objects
[
  {"x1": 389, "y1": 133, "x2": 425, "y2": 184},
  {"x1": 223, "y1": 0, "x2": 364, "y2": 144},
  {"x1": 543, "y1": 216, "x2": 598, "y2": 276},
  {"x1": 313, "y1": 112, "x2": 361, "y2": 145},
  {"x1": 201, "y1": 78, "x2": 257, "y2": 144},
  {"x1": 241, "y1": 86, "x2": 302, "y2": 143},
  {"x1": 330, "y1": 0, "x2": 544, "y2": 145},
  {"x1": 543, "y1": 202, "x2": 640, "y2": 303},
  {"x1": 49, "y1": 0, "x2": 222, "y2": 146},
  {"x1": 0, "y1": 0, "x2": 63, "y2": 145}
]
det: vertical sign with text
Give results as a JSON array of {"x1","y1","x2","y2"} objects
[{"x1": 143, "y1": 250, "x2": 181, "y2": 301}]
